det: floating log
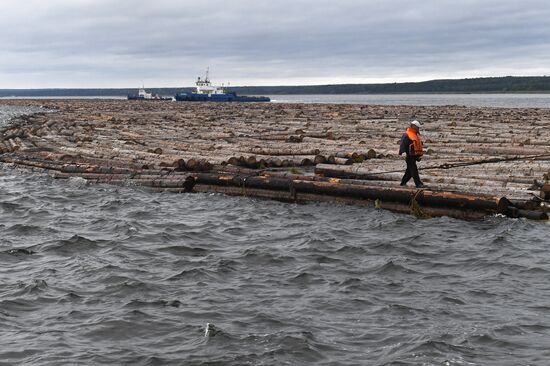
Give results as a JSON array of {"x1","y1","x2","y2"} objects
[
  {"x1": 191, "y1": 172, "x2": 511, "y2": 215},
  {"x1": 315, "y1": 163, "x2": 396, "y2": 180},
  {"x1": 246, "y1": 147, "x2": 320, "y2": 156},
  {"x1": 185, "y1": 158, "x2": 212, "y2": 172}
]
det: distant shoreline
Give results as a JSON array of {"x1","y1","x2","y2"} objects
[
  {"x1": 2, "y1": 76, "x2": 550, "y2": 97},
  {"x1": 2, "y1": 91, "x2": 550, "y2": 98}
]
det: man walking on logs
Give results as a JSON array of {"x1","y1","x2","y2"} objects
[{"x1": 399, "y1": 120, "x2": 425, "y2": 188}]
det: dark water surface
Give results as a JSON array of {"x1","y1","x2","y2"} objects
[{"x1": 1, "y1": 106, "x2": 550, "y2": 365}]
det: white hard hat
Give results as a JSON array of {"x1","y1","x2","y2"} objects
[{"x1": 411, "y1": 120, "x2": 422, "y2": 128}]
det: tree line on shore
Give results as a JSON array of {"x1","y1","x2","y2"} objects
[{"x1": 1, "y1": 76, "x2": 550, "y2": 97}]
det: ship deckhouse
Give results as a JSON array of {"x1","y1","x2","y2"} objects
[
  {"x1": 138, "y1": 87, "x2": 153, "y2": 99},
  {"x1": 195, "y1": 68, "x2": 225, "y2": 95}
]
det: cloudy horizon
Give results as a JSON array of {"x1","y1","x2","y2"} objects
[{"x1": 1, "y1": 0, "x2": 550, "y2": 88}]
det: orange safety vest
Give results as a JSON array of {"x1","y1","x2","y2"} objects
[{"x1": 406, "y1": 128, "x2": 423, "y2": 156}]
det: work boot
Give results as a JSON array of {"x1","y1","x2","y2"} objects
[{"x1": 416, "y1": 183, "x2": 425, "y2": 188}]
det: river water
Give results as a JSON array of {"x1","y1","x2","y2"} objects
[
  {"x1": 4, "y1": 93, "x2": 550, "y2": 108},
  {"x1": 270, "y1": 93, "x2": 550, "y2": 108},
  {"x1": 1, "y1": 103, "x2": 549, "y2": 365}
]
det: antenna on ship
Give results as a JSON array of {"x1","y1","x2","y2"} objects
[{"x1": 205, "y1": 67, "x2": 210, "y2": 83}]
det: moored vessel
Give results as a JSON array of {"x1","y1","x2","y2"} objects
[
  {"x1": 128, "y1": 87, "x2": 171, "y2": 100},
  {"x1": 175, "y1": 69, "x2": 270, "y2": 102}
]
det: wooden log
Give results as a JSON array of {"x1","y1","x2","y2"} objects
[
  {"x1": 246, "y1": 155, "x2": 258, "y2": 168},
  {"x1": 463, "y1": 146, "x2": 549, "y2": 156},
  {"x1": 267, "y1": 157, "x2": 283, "y2": 167},
  {"x1": 334, "y1": 151, "x2": 359, "y2": 159},
  {"x1": 172, "y1": 158, "x2": 186, "y2": 171},
  {"x1": 184, "y1": 158, "x2": 212, "y2": 172},
  {"x1": 246, "y1": 147, "x2": 320, "y2": 156},
  {"x1": 315, "y1": 163, "x2": 396, "y2": 180},
  {"x1": 365, "y1": 149, "x2": 377, "y2": 159},
  {"x1": 191, "y1": 172, "x2": 511, "y2": 215},
  {"x1": 313, "y1": 155, "x2": 326, "y2": 164},
  {"x1": 8, "y1": 139, "x2": 19, "y2": 151},
  {"x1": 332, "y1": 157, "x2": 353, "y2": 165},
  {"x1": 193, "y1": 184, "x2": 491, "y2": 221}
]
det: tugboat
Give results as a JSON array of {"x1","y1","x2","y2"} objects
[
  {"x1": 175, "y1": 69, "x2": 270, "y2": 102},
  {"x1": 128, "y1": 86, "x2": 171, "y2": 100}
]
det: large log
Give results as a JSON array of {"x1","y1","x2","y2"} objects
[
  {"x1": 245, "y1": 147, "x2": 320, "y2": 156},
  {"x1": 315, "y1": 163, "x2": 398, "y2": 180},
  {"x1": 191, "y1": 172, "x2": 511, "y2": 215}
]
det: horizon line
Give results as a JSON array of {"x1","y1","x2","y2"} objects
[{"x1": 1, "y1": 75, "x2": 549, "y2": 90}]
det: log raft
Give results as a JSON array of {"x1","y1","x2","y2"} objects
[{"x1": 0, "y1": 99, "x2": 549, "y2": 220}]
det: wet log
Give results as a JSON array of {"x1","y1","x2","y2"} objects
[
  {"x1": 463, "y1": 146, "x2": 549, "y2": 156},
  {"x1": 192, "y1": 184, "x2": 491, "y2": 220},
  {"x1": 172, "y1": 158, "x2": 186, "y2": 171},
  {"x1": 185, "y1": 158, "x2": 213, "y2": 172},
  {"x1": 315, "y1": 164, "x2": 397, "y2": 180},
  {"x1": 313, "y1": 155, "x2": 326, "y2": 164},
  {"x1": 506, "y1": 207, "x2": 549, "y2": 220},
  {"x1": 246, "y1": 147, "x2": 320, "y2": 156},
  {"x1": 191, "y1": 172, "x2": 511, "y2": 215}
]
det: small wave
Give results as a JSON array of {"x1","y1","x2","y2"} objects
[
  {"x1": 334, "y1": 244, "x2": 369, "y2": 256},
  {"x1": 6, "y1": 280, "x2": 50, "y2": 298},
  {"x1": 438, "y1": 295, "x2": 467, "y2": 305},
  {"x1": 56, "y1": 292, "x2": 83, "y2": 304},
  {"x1": 463, "y1": 333, "x2": 517, "y2": 349},
  {"x1": 32, "y1": 235, "x2": 106, "y2": 255},
  {"x1": 382, "y1": 303, "x2": 426, "y2": 316},
  {"x1": 288, "y1": 271, "x2": 327, "y2": 286},
  {"x1": 247, "y1": 331, "x2": 326, "y2": 363},
  {"x1": 0, "y1": 298, "x2": 40, "y2": 313},
  {"x1": 213, "y1": 258, "x2": 240, "y2": 273},
  {"x1": 167, "y1": 268, "x2": 219, "y2": 282},
  {"x1": 0, "y1": 201, "x2": 20, "y2": 213},
  {"x1": 400, "y1": 339, "x2": 474, "y2": 362},
  {"x1": 2, "y1": 247, "x2": 35, "y2": 256},
  {"x1": 372, "y1": 259, "x2": 420, "y2": 276},
  {"x1": 102, "y1": 278, "x2": 153, "y2": 294},
  {"x1": 124, "y1": 299, "x2": 182, "y2": 308},
  {"x1": 4, "y1": 223, "x2": 56, "y2": 237},
  {"x1": 493, "y1": 324, "x2": 526, "y2": 336},
  {"x1": 158, "y1": 245, "x2": 209, "y2": 257}
]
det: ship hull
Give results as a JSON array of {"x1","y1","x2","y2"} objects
[
  {"x1": 128, "y1": 95, "x2": 172, "y2": 101},
  {"x1": 174, "y1": 93, "x2": 270, "y2": 102}
]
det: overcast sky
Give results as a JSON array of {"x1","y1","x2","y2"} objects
[{"x1": 1, "y1": 0, "x2": 549, "y2": 88}]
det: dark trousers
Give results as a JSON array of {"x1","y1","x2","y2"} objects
[{"x1": 401, "y1": 156, "x2": 422, "y2": 187}]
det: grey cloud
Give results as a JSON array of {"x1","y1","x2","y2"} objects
[{"x1": 1, "y1": 0, "x2": 550, "y2": 87}]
